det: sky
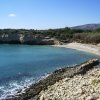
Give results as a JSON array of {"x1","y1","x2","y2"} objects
[{"x1": 0, "y1": 0, "x2": 100, "y2": 29}]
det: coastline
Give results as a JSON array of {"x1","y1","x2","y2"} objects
[
  {"x1": 3, "y1": 43, "x2": 100, "y2": 100},
  {"x1": 10, "y1": 59, "x2": 99, "y2": 100},
  {"x1": 39, "y1": 67, "x2": 100, "y2": 100},
  {"x1": 53, "y1": 42, "x2": 100, "y2": 56}
]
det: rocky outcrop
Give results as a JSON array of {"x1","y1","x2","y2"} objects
[
  {"x1": 39, "y1": 67, "x2": 100, "y2": 100},
  {"x1": 0, "y1": 33, "x2": 55, "y2": 45},
  {"x1": 9, "y1": 59, "x2": 99, "y2": 100}
]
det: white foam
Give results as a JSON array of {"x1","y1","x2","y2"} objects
[
  {"x1": 0, "y1": 78, "x2": 34, "y2": 100},
  {"x1": 0, "y1": 74, "x2": 49, "y2": 100}
]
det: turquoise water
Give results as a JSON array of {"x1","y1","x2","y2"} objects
[{"x1": 0, "y1": 44, "x2": 99, "y2": 99}]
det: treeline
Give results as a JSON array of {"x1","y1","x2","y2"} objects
[
  {"x1": 0, "y1": 27, "x2": 100, "y2": 44},
  {"x1": 39, "y1": 28, "x2": 100, "y2": 44}
]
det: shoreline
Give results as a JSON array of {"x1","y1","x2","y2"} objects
[
  {"x1": 53, "y1": 42, "x2": 100, "y2": 56},
  {"x1": 10, "y1": 59, "x2": 99, "y2": 100},
  {"x1": 39, "y1": 67, "x2": 100, "y2": 100},
  {"x1": 3, "y1": 43, "x2": 100, "y2": 100}
]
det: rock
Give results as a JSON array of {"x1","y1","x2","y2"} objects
[
  {"x1": 72, "y1": 97, "x2": 78, "y2": 100},
  {"x1": 40, "y1": 94, "x2": 44, "y2": 100},
  {"x1": 75, "y1": 89, "x2": 83, "y2": 95},
  {"x1": 0, "y1": 33, "x2": 55, "y2": 45},
  {"x1": 9, "y1": 59, "x2": 99, "y2": 100},
  {"x1": 86, "y1": 96, "x2": 95, "y2": 100},
  {"x1": 17, "y1": 89, "x2": 22, "y2": 94}
]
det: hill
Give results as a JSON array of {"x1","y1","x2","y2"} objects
[{"x1": 71, "y1": 23, "x2": 100, "y2": 30}]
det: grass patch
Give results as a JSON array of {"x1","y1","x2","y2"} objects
[{"x1": 91, "y1": 79, "x2": 100, "y2": 86}]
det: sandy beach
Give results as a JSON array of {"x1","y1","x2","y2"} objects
[{"x1": 54, "y1": 42, "x2": 100, "y2": 56}]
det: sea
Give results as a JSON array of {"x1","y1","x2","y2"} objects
[{"x1": 0, "y1": 44, "x2": 99, "y2": 99}]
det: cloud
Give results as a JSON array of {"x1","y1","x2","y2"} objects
[{"x1": 8, "y1": 13, "x2": 16, "y2": 17}]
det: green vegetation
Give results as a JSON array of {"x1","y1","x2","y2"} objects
[
  {"x1": 0, "y1": 27, "x2": 100, "y2": 44},
  {"x1": 91, "y1": 79, "x2": 100, "y2": 86},
  {"x1": 73, "y1": 32, "x2": 100, "y2": 44}
]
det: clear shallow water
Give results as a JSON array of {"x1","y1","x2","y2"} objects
[{"x1": 0, "y1": 44, "x2": 100, "y2": 99}]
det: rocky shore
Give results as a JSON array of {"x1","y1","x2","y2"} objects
[
  {"x1": 39, "y1": 67, "x2": 100, "y2": 100},
  {"x1": 0, "y1": 33, "x2": 56, "y2": 45},
  {"x1": 8, "y1": 59, "x2": 99, "y2": 100}
]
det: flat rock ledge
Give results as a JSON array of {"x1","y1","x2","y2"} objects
[{"x1": 8, "y1": 59, "x2": 99, "y2": 100}]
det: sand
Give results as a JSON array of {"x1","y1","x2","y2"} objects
[{"x1": 54, "y1": 42, "x2": 100, "y2": 56}]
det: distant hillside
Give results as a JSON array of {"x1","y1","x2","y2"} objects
[{"x1": 71, "y1": 24, "x2": 100, "y2": 30}]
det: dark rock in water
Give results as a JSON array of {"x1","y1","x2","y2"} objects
[
  {"x1": 5, "y1": 95, "x2": 15, "y2": 100},
  {"x1": 8, "y1": 59, "x2": 99, "y2": 100},
  {"x1": 16, "y1": 89, "x2": 22, "y2": 94}
]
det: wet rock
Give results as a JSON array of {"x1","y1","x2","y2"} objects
[
  {"x1": 9, "y1": 59, "x2": 99, "y2": 100},
  {"x1": 17, "y1": 89, "x2": 22, "y2": 94}
]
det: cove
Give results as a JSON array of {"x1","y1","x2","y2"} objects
[{"x1": 0, "y1": 44, "x2": 99, "y2": 99}]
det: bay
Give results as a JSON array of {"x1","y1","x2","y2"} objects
[{"x1": 0, "y1": 44, "x2": 99, "y2": 99}]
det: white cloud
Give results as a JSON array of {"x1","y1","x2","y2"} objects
[{"x1": 8, "y1": 13, "x2": 16, "y2": 17}]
